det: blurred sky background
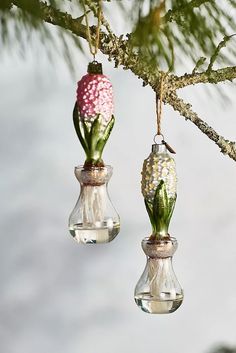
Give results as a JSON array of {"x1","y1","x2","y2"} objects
[{"x1": 0, "y1": 8, "x2": 236, "y2": 353}]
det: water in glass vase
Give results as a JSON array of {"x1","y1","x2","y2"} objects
[
  {"x1": 134, "y1": 293, "x2": 183, "y2": 314},
  {"x1": 69, "y1": 221, "x2": 120, "y2": 244}
]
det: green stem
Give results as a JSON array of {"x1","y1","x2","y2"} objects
[
  {"x1": 144, "y1": 181, "x2": 177, "y2": 240},
  {"x1": 73, "y1": 103, "x2": 115, "y2": 166}
]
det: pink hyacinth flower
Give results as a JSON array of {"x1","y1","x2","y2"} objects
[{"x1": 77, "y1": 73, "x2": 114, "y2": 126}]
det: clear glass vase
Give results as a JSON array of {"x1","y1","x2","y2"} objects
[
  {"x1": 134, "y1": 237, "x2": 183, "y2": 314},
  {"x1": 68, "y1": 165, "x2": 120, "y2": 244}
]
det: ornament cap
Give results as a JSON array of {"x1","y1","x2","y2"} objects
[
  {"x1": 87, "y1": 61, "x2": 103, "y2": 74},
  {"x1": 152, "y1": 143, "x2": 167, "y2": 153}
]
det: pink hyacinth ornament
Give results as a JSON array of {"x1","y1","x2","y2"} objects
[
  {"x1": 69, "y1": 62, "x2": 120, "y2": 244},
  {"x1": 73, "y1": 61, "x2": 115, "y2": 167}
]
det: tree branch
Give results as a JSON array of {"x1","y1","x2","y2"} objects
[
  {"x1": 170, "y1": 66, "x2": 236, "y2": 90},
  {"x1": 171, "y1": 34, "x2": 236, "y2": 89},
  {"x1": 165, "y1": 91, "x2": 236, "y2": 161},
  {"x1": 10, "y1": 0, "x2": 236, "y2": 163}
]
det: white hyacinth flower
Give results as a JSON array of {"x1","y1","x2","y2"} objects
[{"x1": 141, "y1": 144, "x2": 177, "y2": 203}]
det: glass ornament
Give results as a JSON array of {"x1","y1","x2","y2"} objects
[
  {"x1": 135, "y1": 142, "x2": 183, "y2": 313},
  {"x1": 134, "y1": 237, "x2": 183, "y2": 314},
  {"x1": 69, "y1": 165, "x2": 120, "y2": 244},
  {"x1": 69, "y1": 61, "x2": 120, "y2": 244}
]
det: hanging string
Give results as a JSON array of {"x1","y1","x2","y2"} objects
[
  {"x1": 82, "y1": 0, "x2": 102, "y2": 59},
  {"x1": 154, "y1": 74, "x2": 176, "y2": 153},
  {"x1": 156, "y1": 75, "x2": 164, "y2": 137}
]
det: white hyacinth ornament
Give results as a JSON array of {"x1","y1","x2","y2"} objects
[
  {"x1": 135, "y1": 142, "x2": 183, "y2": 314},
  {"x1": 141, "y1": 143, "x2": 177, "y2": 240}
]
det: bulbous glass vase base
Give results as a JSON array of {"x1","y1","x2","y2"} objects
[
  {"x1": 69, "y1": 222, "x2": 120, "y2": 244},
  {"x1": 134, "y1": 293, "x2": 183, "y2": 314},
  {"x1": 134, "y1": 237, "x2": 184, "y2": 314},
  {"x1": 68, "y1": 165, "x2": 120, "y2": 244}
]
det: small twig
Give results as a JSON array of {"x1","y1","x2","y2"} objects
[
  {"x1": 207, "y1": 34, "x2": 236, "y2": 73},
  {"x1": 170, "y1": 66, "x2": 236, "y2": 90},
  {"x1": 192, "y1": 57, "x2": 206, "y2": 74}
]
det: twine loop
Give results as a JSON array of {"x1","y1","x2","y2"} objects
[
  {"x1": 154, "y1": 74, "x2": 165, "y2": 143},
  {"x1": 154, "y1": 74, "x2": 176, "y2": 153},
  {"x1": 82, "y1": 0, "x2": 102, "y2": 59}
]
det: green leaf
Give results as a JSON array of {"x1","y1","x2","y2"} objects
[
  {"x1": 152, "y1": 180, "x2": 168, "y2": 231},
  {"x1": 89, "y1": 115, "x2": 102, "y2": 153},
  {"x1": 81, "y1": 118, "x2": 91, "y2": 147},
  {"x1": 166, "y1": 195, "x2": 177, "y2": 230},
  {"x1": 96, "y1": 115, "x2": 115, "y2": 155},
  {"x1": 73, "y1": 110, "x2": 115, "y2": 165},
  {"x1": 72, "y1": 102, "x2": 88, "y2": 154},
  {"x1": 144, "y1": 198, "x2": 156, "y2": 233},
  {"x1": 148, "y1": 180, "x2": 177, "y2": 238}
]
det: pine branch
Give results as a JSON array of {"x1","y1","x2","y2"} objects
[
  {"x1": 164, "y1": 0, "x2": 213, "y2": 22},
  {"x1": 11, "y1": 0, "x2": 88, "y2": 39},
  {"x1": 10, "y1": 0, "x2": 236, "y2": 163}
]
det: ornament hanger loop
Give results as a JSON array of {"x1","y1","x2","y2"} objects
[
  {"x1": 154, "y1": 74, "x2": 176, "y2": 154},
  {"x1": 153, "y1": 133, "x2": 165, "y2": 145},
  {"x1": 82, "y1": 0, "x2": 102, "y2": 59}
]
